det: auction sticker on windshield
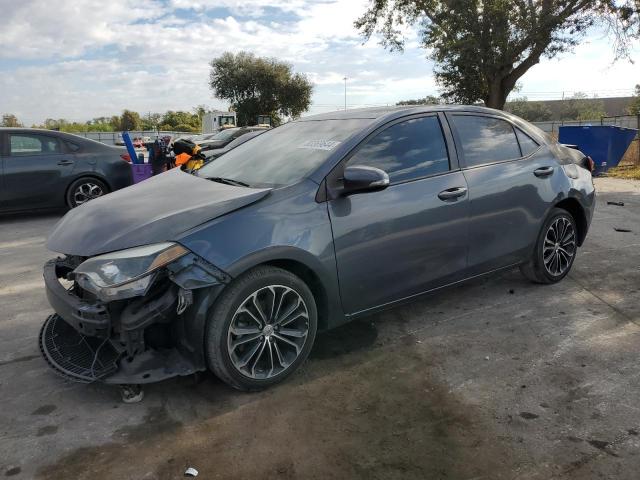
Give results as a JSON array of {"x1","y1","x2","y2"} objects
[{"x1": 298, "y1": 140, "x2": 341, "y2": 151}]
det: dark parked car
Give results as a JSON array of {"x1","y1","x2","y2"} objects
[
  {"x1": 202, "y1": 130, "x2": 266, "y2": 161},
  {"x1": 0, "y1": 128, "x2": 133, "y2": 212},
  {"x1": 40, "y1": 106, "x2": 595, "y2": 392},
  {"x1": 198, "y1": 126, "x2": 269, "y2": 151}
]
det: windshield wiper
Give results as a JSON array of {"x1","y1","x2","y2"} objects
[{"x1": 205, "y1": 176, "x2": 251, "y2": 187}]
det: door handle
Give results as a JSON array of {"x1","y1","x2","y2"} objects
[
  {"x1": 57, "y1": 160, "x2": 74, "y2": 166},
  {"x1": 438, "y1": 187, "x2": 467, "y2": 201},
  {"x1": 534, "y1": 166, "x2": 554, "y2": 177}
]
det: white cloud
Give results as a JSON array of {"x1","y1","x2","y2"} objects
[
  {"x1": 0, "y1": 0, "x2": 636, "y2": 125},
  {"x1": 514, "y1": 36, "x2": 640, "y2": 100},
  {"x1": 0, "y1": 0, "x2": 163, "y2": 59}
]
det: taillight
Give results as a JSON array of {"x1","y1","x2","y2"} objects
[
  {"x1": 120, "y1": 153, "x2": 131, "y2": 162},
  {"x1": 585, "y1": 156, "x2": 595, "y2": 172}
]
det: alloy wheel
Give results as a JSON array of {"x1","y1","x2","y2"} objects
[
  {"x1": 543, "y1": 216, "x2": 576, "y2": 277},
  {"x1": 73, "y1": 182, "x2": 104, "y2": 205},
  {"x1": 227, "y1": 285, "x2": 310, "y2": 379}
]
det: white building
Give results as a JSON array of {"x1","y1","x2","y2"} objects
[{"x1": 202, "y1": 111, "x2": 237, "y2": 133}]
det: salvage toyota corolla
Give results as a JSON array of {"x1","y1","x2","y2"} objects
[{"x1": 40, "y1": 106, "x2": 595, "y2": 391}]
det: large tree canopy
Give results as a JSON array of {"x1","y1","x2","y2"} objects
[
  {"x1": 356, "y1": 0, "x2": 640, "y2": 109},
  {"x1": 209, "y1": 51, "x2": 313, "y2": 125}
]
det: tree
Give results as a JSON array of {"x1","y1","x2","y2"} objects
[
  {"x1": 141, "y1": 113, "x2": 163, "y2": 130},
  {"x1": 109, "y1": 115, "x2": 121, "y2": 130},
  {"x1": 396, "y1": 95, "x2": 446, "y2": 105},
  {"x1": 159, "y1": 111, "x2": 201, "y2": 132},
  {"x1": 628, "y1": 84, "x2": 640, "y2": 115},
  {"x1": 120, "y1": 109, "x2": 141, "y2": 131},
  {"x1": 505, "y1": 97, "x2": 553, "y2": 121},
  {"x1": 1, "y1": 114, "x2": 23, "y2": 127},
  {"x1": 356, "y1": 1, "x2": 640, "y2": 110},
  {"x1": 560, "y1": 92, "x2": 606, "y2": 120},
  {"x1": 209, "y1": 51, "x2": 313, "y2": 125}
]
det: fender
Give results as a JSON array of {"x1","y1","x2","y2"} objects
[{"x1": 225, "y1": 245, "x2": 347, "y2": 330}]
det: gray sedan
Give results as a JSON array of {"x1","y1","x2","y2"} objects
[
  {"x1": 40, "y1": 106, "x2": 595, "y2": 393},
  {"x1": 0, "y1": 128, "x2": 133, "y2": 212}
]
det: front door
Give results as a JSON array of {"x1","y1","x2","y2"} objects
[
  {"x1": 3, "y1": 132, "x2": 75, "y2": 209},
  {"x1": 328, "y1": 114, "x2": 470, "y2": 315}
]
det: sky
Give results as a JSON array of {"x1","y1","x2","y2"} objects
[{"x1": 0, "y1": 0, "x2": 638, "y2": 126}]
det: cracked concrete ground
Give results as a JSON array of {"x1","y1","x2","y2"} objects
[{"x1": 0, "y1": 177, "x2": 639, "y2": 479}]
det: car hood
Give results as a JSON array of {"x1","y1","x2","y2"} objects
[{"x1": 47, "y1": 168, "x2": 270, "y2": 256}]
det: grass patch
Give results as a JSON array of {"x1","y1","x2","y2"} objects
[{"x1": 606, "y1": 164, "x2": 640, "y2": 180}]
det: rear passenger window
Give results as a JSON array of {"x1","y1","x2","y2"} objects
[
  {"x1": 515, "y1": 129, "x2": 539, "y2": 156},
  {"x1": 451, "y1": 116, "x2": 520, "y2": 167},
  {"x1": 347, "y1": 116, "x2": 449, "y2": 183},
  {"x1": 66, "y1": 141, "x2": 81, "y2": 152},
  {"x1": 9, "y1": 134, "x2": 61, "y2": 156}
]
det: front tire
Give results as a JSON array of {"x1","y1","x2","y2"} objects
[
  {"x1": 520, "y1": 208, "x2": 578, "y2": 284},
  {"x1": 205, "y1": 266, "x2": 318, "y2": 391},
  {"x1": 66, "y1": 177, "x2": 109, "y2": 208}
]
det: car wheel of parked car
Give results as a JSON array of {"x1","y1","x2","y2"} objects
[
  {"x1": 206, "y1": 266, "x2": 318, "y2": 391},
  {"x1": 66, "y1": 177, "x2": 109, "y2": 208},
  {"x1": 520, "y1": 208, "x2": 578, "y2": 284}
]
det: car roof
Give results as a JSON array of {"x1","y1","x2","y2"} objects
[
  {"x1": 0, "y1": 127, "x2": 115, "y2": 150},
  {"x1": 296, "y1": 104, "x2": 508, "y2": 122}
]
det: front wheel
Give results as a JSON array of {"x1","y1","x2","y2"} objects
[
  {"x1": 520, "y1": 208, "x2": 578, "y2": 284},
  {"x1": 205, "y1": 266, "x2": 318, "y2": 391}
]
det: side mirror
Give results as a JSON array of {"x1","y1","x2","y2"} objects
[{"x1": 342, "y1": 166, "x2": 389, "y2": 195}]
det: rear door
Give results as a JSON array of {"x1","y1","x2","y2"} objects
[
  {"x1": 446, "y1": 113, "x2": 555, "y2": 274},
  {"x1": 3, "y1": 132, "x2": 75, "y2": 209},
  {"x1": 0, "y1": 132, "x2": 6, "y2": 211},
  {"x1": 328, "y1": 113, "x2": 470, "y2": 315}
]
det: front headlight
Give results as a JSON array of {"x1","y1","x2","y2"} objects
[{"x1": 74, "y1": 242, "x2": 188, "y2": 301}]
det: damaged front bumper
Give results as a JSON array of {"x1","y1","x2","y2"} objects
[{"x1": 40, "y1": 251, "x2": 229, "y2": 384}]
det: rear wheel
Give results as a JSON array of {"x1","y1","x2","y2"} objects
[
  {"x1": 66, "y1": 177, "x2": 109, "y2": 208},
  {"x1": 520, "y1": 208, "x2": 578, "y2": 284},
  {"x1": 205, "y1": 266, "x2": 317, "y2": 391}
]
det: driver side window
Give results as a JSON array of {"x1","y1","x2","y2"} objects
[{"x1": 347, "y1": 116, "x2": 450, "y2": 184}]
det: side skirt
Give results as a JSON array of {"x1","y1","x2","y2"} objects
[{"x1": 345, "y1": 262, "x2": 523, "y2": 320}]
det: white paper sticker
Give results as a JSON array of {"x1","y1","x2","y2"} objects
[{"x1": 298, "y1": 140, "x2": 341, "y2": 151}]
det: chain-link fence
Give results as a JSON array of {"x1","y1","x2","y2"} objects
[{"x1": 72, "y1": 130, "x2": 193, "y2": 146}]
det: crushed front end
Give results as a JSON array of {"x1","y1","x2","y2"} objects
[{"x1": 40, "y1": 243, "x2": 229, "y2": 384}]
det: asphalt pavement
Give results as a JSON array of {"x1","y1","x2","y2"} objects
[{"x1": 1, "y1": 177, "x2": 639, "y2": 479}]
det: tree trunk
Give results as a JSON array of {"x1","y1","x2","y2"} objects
[{"x1": 484, "y1": 79, "x2": 508, "y2": 110}]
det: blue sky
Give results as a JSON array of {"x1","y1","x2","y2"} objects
[{"x1": 0, "y1": 0, "x2": 638, "y2": 125}]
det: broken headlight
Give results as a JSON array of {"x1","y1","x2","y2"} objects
[{"x1": 73, "y1": 243, "x2": 188, "y2": 302}]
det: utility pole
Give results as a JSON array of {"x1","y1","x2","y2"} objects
[{"x1": 343, "y1": 76, "x2": 348, "y2": 110}]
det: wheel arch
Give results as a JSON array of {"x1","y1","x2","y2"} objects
[
  {"x1": 554, "y1": 197, "x2": 588, "y2": 246},
  {"x1": 260, "y1": 259, "x2": 330, "y2": 331},
  {"x1": 225, "y1": 248, "x2": 340, "y2": 331}
]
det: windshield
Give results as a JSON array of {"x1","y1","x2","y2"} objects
[
  {"x1": 212, "y1": 129, "x2": 239, "y2": 140},
  {"x1": 190, "y1": 134, "x2": 210, "y2": 142},
  {"x1": 197, "y1": 119, "x2": 369, "y2": 187}
]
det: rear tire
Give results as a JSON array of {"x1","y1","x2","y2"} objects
[
  {"x1": 520, "y1": 208, "x2": 578, "y2": 284},
  {"x1": 205, "y1": 266, "x2": 317, "y2": 391},
  {"x1": 66, "y1": 177, "x2": 109, "y2": 208}
]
